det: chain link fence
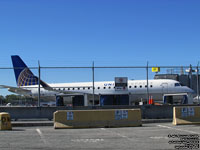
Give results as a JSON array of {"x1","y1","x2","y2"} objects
[{"x1": 0, "y1": 64, "x2": 199, "y2": 106}]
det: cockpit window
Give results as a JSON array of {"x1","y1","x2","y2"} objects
[{"x1": 175, "y1": 83, "x2": 181, "y2": 87}]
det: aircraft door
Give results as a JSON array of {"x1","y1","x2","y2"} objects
[{"x1": 161, "y1": 83, "x2": 168, "y2": 94}]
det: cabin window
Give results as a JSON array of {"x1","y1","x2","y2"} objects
[
  {"x1": 78, "y1": 88, "x2": 80, "y2": 90},
  {"x1": 98, "y1": 87, "x2": 100, "y2": 89},
  {"x1": 129, "y1": 86, "x2": 132, "y2": 88},
  {"x1": 104, "y1": 87, "x2": 106, "y2": 89},
  {"x1": 109, "y1": 87, "x2": 111, "y2": 89},
  {"x1": 140, "y1": 85, "x2": 142, "y2": 88},
  {"x1": 88, "y1": 87, "x2": 90, "y2": 90},
  {"x1": 63, "y1": 88, "x2": 65, "y2": 90},
  {"x1": 150, "y1": 85, "x2": 153, "y2": 88},
  {"x1": 175, "y1": 83, "x2": 181, "y2": 87},
  {"x1": 134, "y1": 86, "x2": 137, "y2": 88},
  {"x1": 68, "y1": 88, "x2": 70, "y2": 90},
  {"x1": 83, "y1": 87, "x2": 85, "y2": 90},
  {"x1": 145, "y1": 85, "x2": 147, "y2": 88},
  {"x1": 72, "y1": 88, "x2": 75, "y2": 90}
]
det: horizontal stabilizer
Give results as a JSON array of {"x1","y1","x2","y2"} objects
[{"x1": 0, "y1": 85, "x2": 31, "y2": 95}]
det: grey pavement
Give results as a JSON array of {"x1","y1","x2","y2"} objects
[{"x1": 0, "y1": 123, "x2": 200, "y2": 150}]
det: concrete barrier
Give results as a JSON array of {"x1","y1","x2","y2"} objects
[
  {"x1": 0, "y1": 112, "x2": 12, "y2": 130},
  {"x1": 54, "y1": 109, "x2": 142, "y2": 129},
  {"x1": 0, "y1": 105, "x2": 197, "y2": 120},
  {"x1": 173, "y1": 106, "x2": 200, "y2": 125}
]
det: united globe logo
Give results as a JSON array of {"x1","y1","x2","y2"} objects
[{"x1": 17, "y1": 68, "x2": 38, "y2": 86}]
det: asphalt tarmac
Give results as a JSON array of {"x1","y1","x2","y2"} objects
[{"x1": 0, "y1": 122, "x2": 199, "y2": 150}]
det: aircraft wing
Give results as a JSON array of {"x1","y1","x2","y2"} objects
[{"x1": 0, "y1": 85, "x2": 31, "y2": 95}]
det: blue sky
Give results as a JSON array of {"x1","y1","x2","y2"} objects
[{"x1": 0, "y1": 0, "x2": 200, "y2": 95}]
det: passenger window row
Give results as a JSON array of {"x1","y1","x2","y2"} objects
[
  {"x1": 129, "y1": 85, "x2": 153, "y2": 88},
  {"x1": 54, "y1": 87, "x2": 91, "y2": 91},
  {"x1": 54, "y1": 85, "x2": 153, "y2": 91},
  {"x1": 54, "y1": 86, "x2": 113, "y2": 91}
]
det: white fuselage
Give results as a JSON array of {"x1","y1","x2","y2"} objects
[{"x1": 20, "y1": 79, "x2": 194, "y2": 102}]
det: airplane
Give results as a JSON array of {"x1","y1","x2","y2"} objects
[{"x1": 0, "y1": 55, "x2": 195, "y2": 106}]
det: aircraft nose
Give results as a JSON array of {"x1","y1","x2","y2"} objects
[{"x1": 186, "y1": 87, "x2": 195, "y2": 94}]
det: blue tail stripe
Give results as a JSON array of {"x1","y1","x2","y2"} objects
[
  {"x1": 11, "y1": 55, "x2": 38, "y2": 86},
  {"x1": 11, "y1": 55, "x2": 52, "y2": 89}
]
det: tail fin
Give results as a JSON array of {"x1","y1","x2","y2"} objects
[{"x1": 11, "y1": 55, "x2": 38, "y2": 86}]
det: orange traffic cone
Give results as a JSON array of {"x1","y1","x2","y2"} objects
[
  {"x1": 148, "y1": 96, "x2": 151, "y2": 104},
  {"x1": 148, "y1": 96, "x2": 154, "y2": 105}
]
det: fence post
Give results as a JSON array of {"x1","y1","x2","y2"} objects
[
  {"x1": 92, "y1": 61, "x2": 95, "y2": 106},
  {"x1": 38, "y1": 61, "x2": 41, "y2": 107},
  {"x1": 146, "y1": 61, "x2": 149, "y2": 104},
  {"x1": 197, "y1": 62, "x2": 199, "y2": 104}
]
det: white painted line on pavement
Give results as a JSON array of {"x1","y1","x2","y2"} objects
[
  {"x1": 100, "y1": 128, "x2": 130, "y2": 140},
  {"x1": 157, "y1": 125, "x2": 200, "y2": 134},
  {"x1": 71, "y1": 139, "x2": 104, "y2": 143},
  {"x1": 36, "y1": 128, "x2": 50, "y2": 146}
]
